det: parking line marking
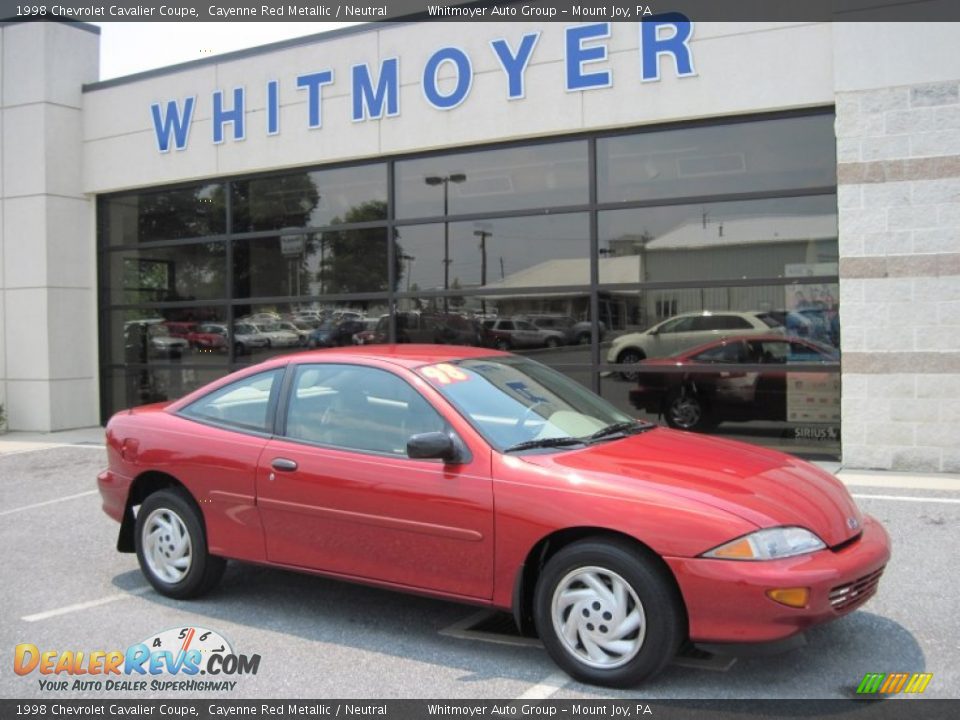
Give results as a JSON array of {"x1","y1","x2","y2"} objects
[
  {"x1": 516, "y1": 670, "x2": 568, "y2": 700},
  {"x1": 0, "y1": 490, "x2": 98, "y2": 517},
  {"x1": 22, "y1": 587, "x2": 151, "y2": 622},
  {"x1": 852, "y1": 493, "x2": 960, "y2": 505}
]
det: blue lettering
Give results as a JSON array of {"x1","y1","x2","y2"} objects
[
  {"x1": 490, "y1": 33, "x2": 540, "y2": 99},
  {"x1": 565, "y1": 23, "x2": 611, "y2": 91},
  {"x1": 352, "y1": 58, "x2": 399, "y2": 121},
  {"x1": 212, "y1": 87, "x2": 245, "y2": 144},
  {"x1": 267, "y1": 80, "x2": 280, "y2": 135},
  {"x1": 640, "y1": 15, "x2": 696, "y2": 81},
  {"x1": 150, "y1": 98, "x2": 195, "y2": 152},
  {"x1": 422, "y1": 47, "x2": 473, "y2": 110},
  {"x1": 123, "y1": 644, "x2": 150, "y2": 675},
  {"x1": 296, "y1": 70, "x2": 334, "y2": 128}
]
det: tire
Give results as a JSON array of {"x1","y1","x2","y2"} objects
[
  {"x1": 664, "y1": 389, "x2": 711, "y2": 432},
  {"x1": 495, "y1": 338, "x2": 511, "y2": 351},
  {"x1": 616, "y1": 349, "x2": 645, "y2": 382},
  {"x1": 134, "y1": 488, "x2": 226, "y2": 600},
  {"x1": 546, "y1": 337, "x2": 560, "y2": 349},
  {"x1": 534, "y1": 539, "x2": 683, "y2": 688},
  {"x1": 233, "y1": 342, "x2": 245, "y2": 356},
  {"x1": 577, "y1": 333, "x2": 591, "y2": 346}
]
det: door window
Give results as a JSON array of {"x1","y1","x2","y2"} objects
[
  {"x1": 181, "y1": 368, "x2": 281, "y2": 432},
  {"x1": 284, "y1": 364, "x2": 447, "y2": 455}
]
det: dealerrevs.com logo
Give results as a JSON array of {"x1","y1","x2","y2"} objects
[{"x1": 14, "y1": 626, "x2": 260, "y2": 693}]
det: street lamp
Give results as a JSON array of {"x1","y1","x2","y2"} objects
[
  {"x1": 473, "y1": 223, "x2": 492, "y2": 315},
  {"x1": 425, "y1": 173, "x2": 467, "y2": 312},
  {"x1": 400, "y1": 253, "x2": 416, "y2": 292}
]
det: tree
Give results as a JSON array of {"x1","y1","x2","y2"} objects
[{"x1": 323, "y1": 200, "x2": 401, "y2": 294}]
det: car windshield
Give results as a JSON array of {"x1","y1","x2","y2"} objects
[{"x1": 417, "y1": 356, "x2": 637, "y2": 452}]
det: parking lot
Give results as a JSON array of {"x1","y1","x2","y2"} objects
[{"x1": 2, "y1": 442, "x2": 958, "y2": 700}]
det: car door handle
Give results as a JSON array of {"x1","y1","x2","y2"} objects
[{"x1": 271, "y1": 458, "x2": 298, "y2": 472}]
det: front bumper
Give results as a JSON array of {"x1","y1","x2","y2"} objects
[{"x1": 665, "y1": 514, "x2": 891, "y2": 644}]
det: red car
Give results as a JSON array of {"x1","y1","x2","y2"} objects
[
  {"x1": 97, "y1": 346, "x2": 889, "y2": 688},
  {"x1": 629, "y1": 335, "x2": 840, "y2": 432}
]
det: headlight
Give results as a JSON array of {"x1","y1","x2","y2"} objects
[{"x1": 702, "y1": 527, "x2": 826, "y2": 561}]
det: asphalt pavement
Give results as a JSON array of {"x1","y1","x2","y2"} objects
[{"x1": 1, "y1": 436, "x2": 958, "y2": 700}]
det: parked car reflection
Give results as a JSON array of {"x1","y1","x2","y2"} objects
[{"x1": 628, "y1": 335, "x2": 839, "y2": 432}]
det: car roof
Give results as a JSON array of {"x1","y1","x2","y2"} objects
[{"x1": 257, "y1": 343, "x2": 508, "y2": 370}]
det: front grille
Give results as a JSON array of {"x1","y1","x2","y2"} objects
[{"x1": 829, "y1": 567, "x2": 885, "y2": 612}]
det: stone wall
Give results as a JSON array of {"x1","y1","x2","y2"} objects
[{"x1": 836, "y1": 80, "x2": 960, "y2": 472}]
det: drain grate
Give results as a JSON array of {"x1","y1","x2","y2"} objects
[{"x1": 441, "y1": 610, "x2": 736, "y2": 671}]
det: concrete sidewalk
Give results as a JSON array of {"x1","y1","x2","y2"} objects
[{"x1": 1, "y1": 426, "x2": 958, "y2": 490}]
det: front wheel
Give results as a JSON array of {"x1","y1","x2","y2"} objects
[
  {"x1": 534, "y1": 540, "x2": 683, "y2": 688},
  {"x1": 616, "y1": 349, "x2": 645, "y2": 381},
  {"x1": 134, "y1": 489, "x2": 225, "y2": 599}
]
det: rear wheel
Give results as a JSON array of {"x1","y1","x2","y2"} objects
[
  {"x1": 546, "y1": 337, "x2": 560, "y2": 349},
  {"x1": 135, "y1": 489, "x2": 225, "y2": 599},
  {"x1": 534, "y1": 540, "x2": 683, "y2": 688},
  {"x1": 664, "y1": 389, "x2": 711, "y2": 432}
]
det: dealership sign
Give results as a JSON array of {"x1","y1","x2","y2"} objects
[{"x1": 151, "y1": 19, "x2": 695, "y2": 153}]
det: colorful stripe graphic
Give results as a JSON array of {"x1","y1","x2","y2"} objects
[{"x1": 857, "y1": 672, "x2": 933, "y2": 694}]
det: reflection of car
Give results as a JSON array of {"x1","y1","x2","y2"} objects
[
  {"x1": 527, "y1": 315, "x2": 606, "y2": 345},
  {"x1": 124, "y1": 320, "x2": 189, "y2": 360},
  {"x1": 278, "y1": 321, "x2": 312, "y2": 346},
  {"x1": 164, "y1": 322, "x2": 227, "y2": 352},
  {"x1": 353, "y1": 318, "x2": 382, "y2": 345},
  {"x1": 99, "y1": 345, "x2": 889, "y2": 689},
  {"x1": 482, "y1": 318, "x2": 565, "y2": 350},
  {"x1": 628, "y1": 335, "x2": 840, "y2": 431},
  {"x1": 307, "y1": 319, "x2": 365, "y2": 348},
  {"x1": 230, "y1": 323, "x2": 270, "y2": 355},
  {"x1": 607, "y1": 311, "x2": 781, "y2": 379},
  {"x1": 384, "y1": 312, "x2": 483, "y2": 346},
  {"x1": 253, "y1": 323, "x2": 300, "y2": 348}
]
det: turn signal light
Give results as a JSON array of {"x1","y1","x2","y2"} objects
[
  {"x1": 766, "y1": 587, "x2": 810, "y2": 608},
  {"x1": 708, "y1": 538, "x2": 755, "y2": 559}
]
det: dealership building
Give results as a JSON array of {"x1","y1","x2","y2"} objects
[{"x1": 0, "y1": 18, "x2": 958, "y2": 470}]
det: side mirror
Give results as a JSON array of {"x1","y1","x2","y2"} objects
[{"x1": 407, "y1": 432, "x2": 460, "y2": 463}]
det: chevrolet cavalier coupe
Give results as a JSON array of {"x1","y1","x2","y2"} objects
[{"x1": 98, "y1": 345, "x2": 889, "y2": 687}]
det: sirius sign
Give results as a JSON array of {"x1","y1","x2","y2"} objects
[{"x1": 150, "y1": 19, "x2": 695, "y2": 153}]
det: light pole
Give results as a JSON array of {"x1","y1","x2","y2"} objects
[
  {"x1": 425, "y1": 173, "x2": 466, "y2": 313},
  {"x1": 473, "y1": 224, "x2": 492, "y2": 316}
]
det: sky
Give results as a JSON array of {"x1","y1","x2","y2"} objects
[{"x1": 91, "y1": 22, "x2": 363, "y2": 80}]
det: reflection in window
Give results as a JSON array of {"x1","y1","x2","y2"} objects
[
  {"x1": 396, "y1": 141, "x2": 588, "y2": 218},
  {"x1": 104, "y1": 367, "x2": 226, "y2": 414},
  {"x1": 110, "y1": 307, "x2": 229, "y2": 366},
  {"x1": 396, "y1": 214, "x2": 590, "y2": 294},
  {"x1": 598, "y1": 114, "x2": 836, "y2": 203},
  {"x1": 232, "y1": 165, "x2": 387, "y2": 232},
  {"x1": 233, "y1": 227, "x2": 391, "y2": 298},
  {"x1": 599, "y1": 196, "x2": 838, "y2": 285},
  {"x1": 181, "y1": 369, "x2": 281, "y2": 432},
  {"x1": 106, "y1": 243, "x2": 226, "y2": 304},
  {"x1": 101, "y1": 184, "x2": 226, "y2": 245}
]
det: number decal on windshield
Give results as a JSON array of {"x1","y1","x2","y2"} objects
[{"x1": 421, "y1": 363, "x2": 470, "y2": 386}]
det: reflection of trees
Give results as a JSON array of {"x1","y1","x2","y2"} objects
[
  {"x1": 136, "y1": 184, "x2": 224, "y2": 241},
  {"x1": 323, "y1": 200, "x2": 400, "y2": 294},
  {"x1": 122, "y1": 244, "x2": 224, "y2": 303}
]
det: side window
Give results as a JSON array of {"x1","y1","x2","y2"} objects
[
  {"x1": 694, "y1": 342, "x2": 747, "y2": 363},
  {"x1": 658, "y1": 316, "x2": 695, "y2": 334},
  {"x1": 715, "y1": 315, "x2": 754, "y2": 330},
  {"x1": 181, "y1": 368, "x2": 281, "y2": 432},
  {"x1": 284, "y1": 364, "x2": 447, "y2": 455},
  {"x1": 499, "y1": 321, "x2": 515, "y2": 331}
]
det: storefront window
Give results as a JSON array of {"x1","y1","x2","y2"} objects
[
  {"x1": 396, "y1": 141, "x2": 588, "y2": 219},
  {"x1": 105, "y1": 242, "x2": 226, "y2": 304},
  {"x1": 597, "y1": 114, "x2": 836, "y2": 203},
  {"x1": 101, "y1": 183, "x2": 226, "y2": 245},
  {"x1": 231, "y1": 164, "x2": 387, "y2": 232}
]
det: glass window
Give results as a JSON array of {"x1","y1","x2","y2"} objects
[
  {"x1": 109, "y1": 307, "x2": 229, "y2": 366},
  {"x1": 105, "y1": 243, "x2": 226, "y2": 304},
  {"x1": 181, "y1": 369, "x2": 281, "y2": 432},
  {"x1": 597, "y1": 114, "x2": 836, "y2": 203},
  {"x1": 599, "y1": 196, "x2": 838, "y2": 284},
  {"x1": 101, "y1": 184, "x2": 226, "y2": 245},
  {"x1": 233, "y1": 227, "x2": 390, "y2": 298},
  {"x1": 693, "y1": 341, "x2": 749, "y2": 363},
  {"x1": 232, "y1": 164, "x2": 387, "y2": 232},
  {"x1": 396, "y1": 141, "x2": 588, "y2": 219},
  {"x1": 102, "y1": 367, "x2": 226, "y2": 417},
  {"x1": 284, "y1": 364, "x2": 447, "y2": 454},
  {"x1": 396, "y1": 214, "x2": 590, "y2": 293}
]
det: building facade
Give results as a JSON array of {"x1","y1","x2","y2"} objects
[{"x1": 0, "y1": 20, "x2": 958, "y2": 470}]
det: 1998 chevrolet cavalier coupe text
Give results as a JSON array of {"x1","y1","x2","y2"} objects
[{"x1": 98, "y1": 345, "x2": 890, "y2": 687}]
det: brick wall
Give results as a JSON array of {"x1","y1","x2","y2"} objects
[{"x1": 836, "y1": 80, "x2": 960, "y2": 472}]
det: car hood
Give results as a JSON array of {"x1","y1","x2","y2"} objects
[{"x1": 521, "y1": 428, "x2": 862, "y2": 547}]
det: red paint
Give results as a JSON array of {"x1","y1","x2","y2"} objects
[{"x1": 98, "y1": 344, "x2": 890, "y2": 647}]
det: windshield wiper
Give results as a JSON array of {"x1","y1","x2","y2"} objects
[
  {"x1": 587, "y1": 420, "x2": 654, "y2": 443},
  {"x1": 503, "y1": 437, "x2": 586, "y2": 454}
]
